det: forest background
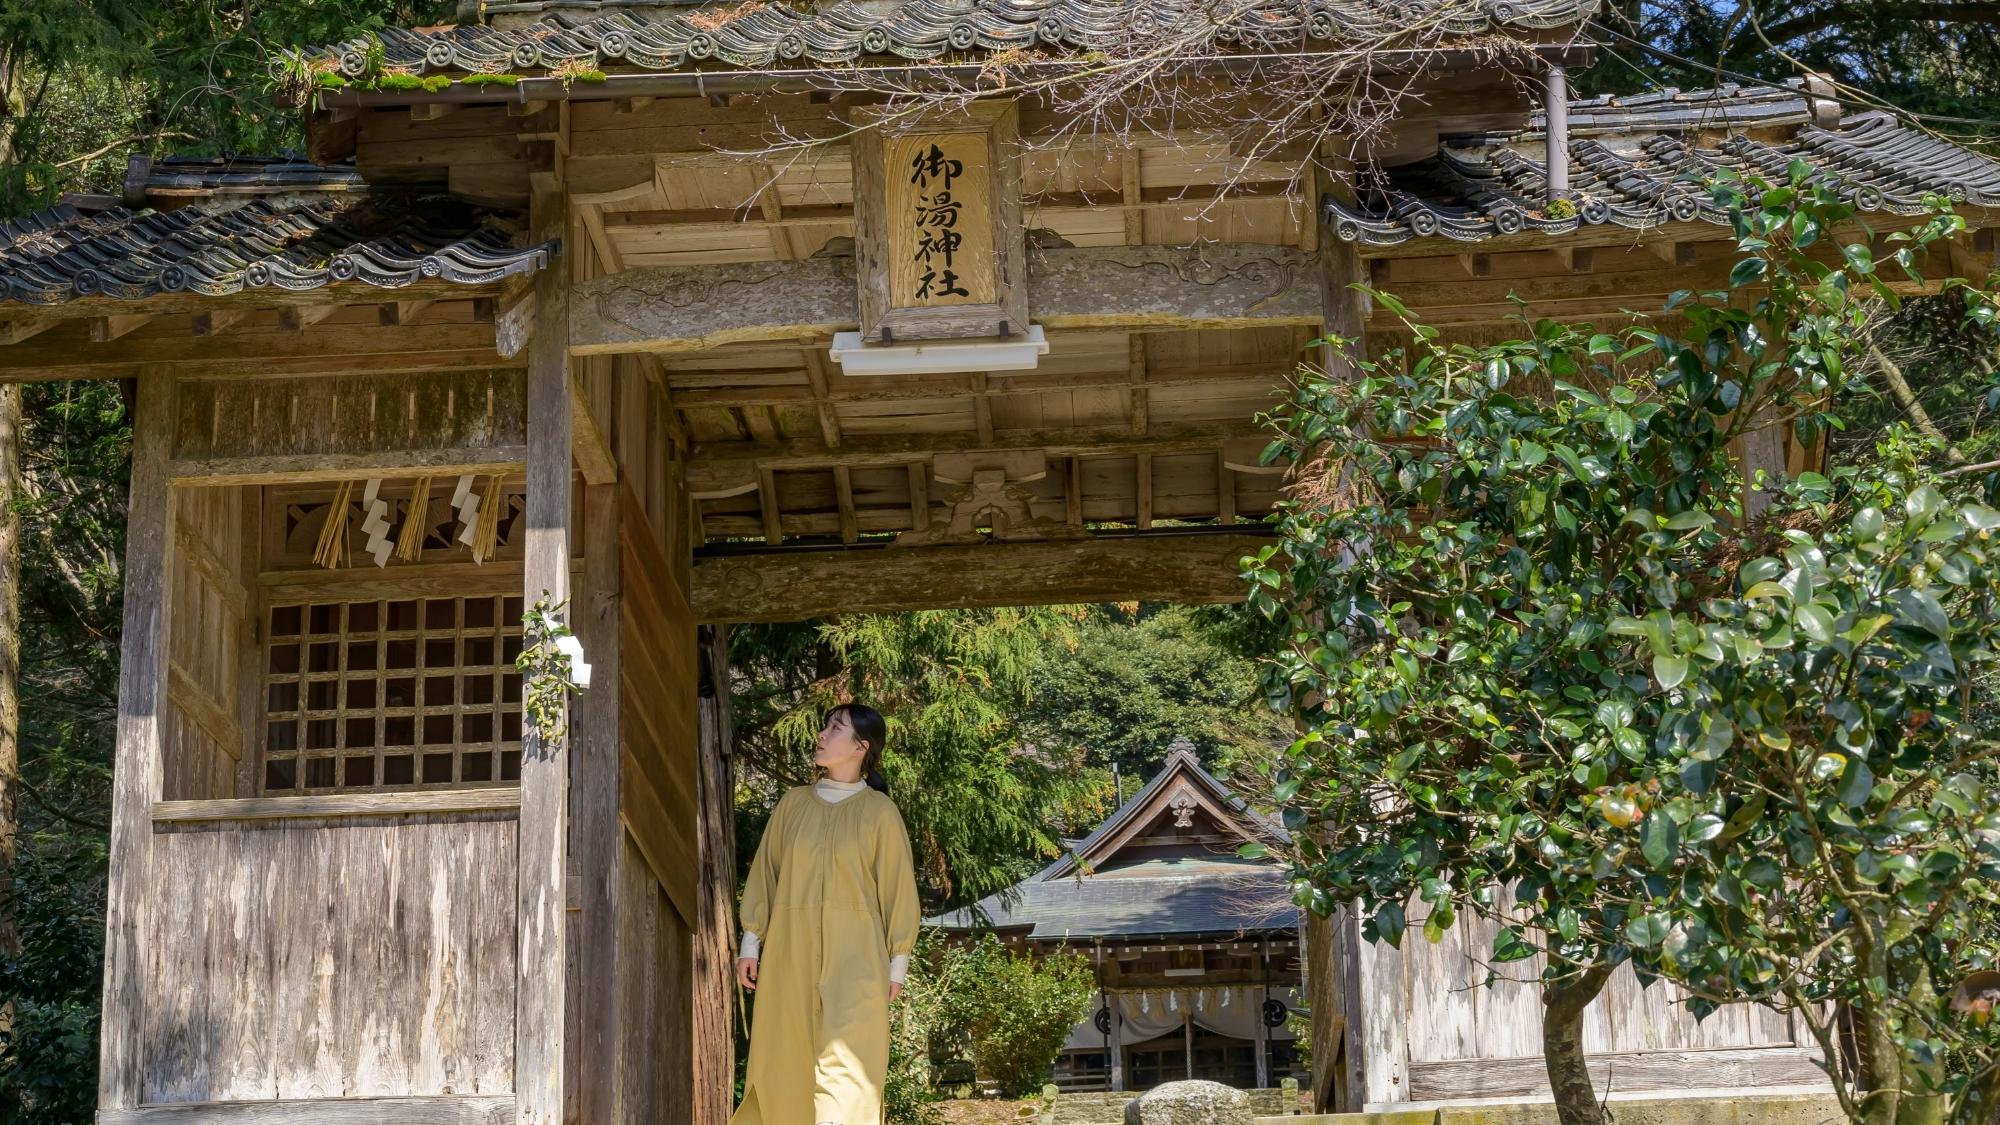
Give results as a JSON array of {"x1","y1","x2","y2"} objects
[{"x1": 3, "y1": 2, "x2": 2000, "y2": 1120}]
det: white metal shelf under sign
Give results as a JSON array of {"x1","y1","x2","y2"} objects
[{"x1": 829, "y1": 324, "x2": 1048, "y2": 376}]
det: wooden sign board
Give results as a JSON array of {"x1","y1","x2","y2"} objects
[{"x1": 852, "y1": 102, "x2": 1026, "y2": 344}]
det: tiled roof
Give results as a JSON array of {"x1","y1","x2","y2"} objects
[
  {"x1": 1034, "y1": 738, "x2": 1289, "y2": 883},
  {"x1": 297, "y1": 0, "x2": 1598, "y2": 78},
  {"x1": 1325, "y1": 83, "x2": 2000, "y2": 247},
  {"x1": 926, "y1": 869, "x2": 1298, "y2": 940},
  {"x1": 0, "y1": 194, "x2": 552, "y2": 307}
]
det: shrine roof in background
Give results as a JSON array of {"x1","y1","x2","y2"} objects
[
  {"x1": 291, "y1": 0, "x2": 1598, "y2": 81},
  {"x1": 1, "y1": 166, "x2": 553, "y2": 307},
  {"x1": 925, "y1": 867, "x2": 1298, "y2": 940},
  {"x1": 1327, "y1": 82, "x2": 2000, "y2": 248}
]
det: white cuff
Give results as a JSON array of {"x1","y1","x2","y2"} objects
[
  {"x1": 740, "y1": 931, "x2": 760, "y2": 960},
  {"x1": 889, "y1": 953, "x2": 909, "y2": 984}
]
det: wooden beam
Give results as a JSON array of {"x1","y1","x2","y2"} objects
[
  {"x1": 0, "y1": 318, "x2": 56, "y2": 345},
  {"x1": 152, "y1": 790, "x2": 522, "y2": 823},
  {"x1": 0, "y1": 320, "x2": 507, "y2": 380},
  {"x1": 1128, "y1": 334, "x2": 1150, "y2": 435},
  {"x1": 190, "y1": 308, "x2": 249, "y2": 337},
  {"x1": 906, "y1": 461, "x2": 930, "y2": 531},
  {"x1": 277, "y1": 305, "x2": 337, "y2": 332},
  {"x1": 168, "y1": 447, "x2": 527, "y2": 487},
  {"x1": 90, "y1": 314, "x2": 154, "y2": 341},
  {"x1": 756, "y1": 466, "x2": 783, "y2": 544},
  {"x1": 568, "y1": 245, "x2": 1324, "y2": 356},
  {"x1": 662, "y1": 360, "x2": 1294, "y2": 409},
  {"x1": 517, "y1": 189, "x2": 570, "y2": 1125},
  {"x1": 378, "y1": 299, "x2": 437, "y2": 326},
  {"x1": 98, "y1": 1097, "x2": 517, "y2": 1125},
  {"x1": 98, "y1": 372, "x2": 173, "y2": 1112},
  {"x1": 1136, "y1": 453, "x2": 1154, "y2": 529},
  {"x1": 684, "y1": 421, "x2": 1268, "y2": 494},
  {"x1": 798, "y1": 337, "x2": 842, "y2": 449},
  {"x1": 691, "y1": 533, "x2": 1274, "y2": 622},
  {"x1": 1065, "y1": 455, "x2": 1082, "y2": 527},
  {"x1": 1217, "y1": 452, "x2": 1237, "y2": 525},
  {"x1": 833, "y1": 464, "x2": 858, "y2": 543},
  {"x1": 569, "y1": 376, "x2": 618, "y2": 486}
]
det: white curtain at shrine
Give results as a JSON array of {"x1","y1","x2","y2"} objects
[
  {"x1": 1115, "y1": 989, "x2": 1190, "y2": 1045},
  {"x1": 1085, "y1": 985, "x2": 1308, "y2": 1045},
  {"x1": 1190, "y1": 985, "x2": 1264, "y2": 1041}
]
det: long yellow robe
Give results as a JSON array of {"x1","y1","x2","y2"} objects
[{"x1": 731, "y1": 784, "x2": 921, "y2": 1125}]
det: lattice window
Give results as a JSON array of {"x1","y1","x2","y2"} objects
[{"x1": 262, "y1": 594, "x2": 525, "y2": 793}]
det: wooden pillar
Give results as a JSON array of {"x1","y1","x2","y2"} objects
[
  {"x1": 98, "y1": 371, "x2": 174, "y2": 1111},
  {"x1": 1183, "y1": 1005, "x2": 1194, "y2": 1081},
  {"x1": 573, "y1": 478, "x2": 622, "y2": 1125},
  {"x1": 694, "y1": 623, "x2": 737, "y2": 1125},
  {"x1": 1306, "y1": 187, "x2": 1371, "y2": 1116},
  {"x1": 1254, "y1": 944, "x2": 1271, "y2": 1089},
  {"x1": 519, "y1": 189, "x2": 572, "y2": 1125},
  {"x1": 1110, "y1": 986, "x2": 1127, "y2": 1091}
]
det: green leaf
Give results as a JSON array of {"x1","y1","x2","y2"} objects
[
  {"x1": 1626, "y1": 912, "x2": 1669, "y2": 948},
  {"x1": 1730, "y1": 257, "x2": 1769, "y2": 287},
  {"x1": 1422, "y1": 900, "x2": 1455, "y2": 943},
  {"x1": 1372, "y1": 901, "x2": 1407, "y2": 948},
  {"x1": 1665, "y1": 511, "x2": 1715, "y2": 531},
  {"x1": 1795, "y1": 604, "x2": 1836, "y2": 643},
  {"x1": 1653, "y1": 653, "x2": 1689, "y2": 689},
  {"x1": 1740, "y1": 557, "x2": 1784, "y2": 585},
  {"x1": 1838, "y1": 756, "x2": 1876, "y2": 808},
  {"x1": 1889, "y1": 588, "x2": 1950, "y2": 641},
  {"x1": 1642, "y1": 812, "x2": 1679, "y2": 868}
]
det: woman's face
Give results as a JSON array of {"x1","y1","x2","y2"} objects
[{"x1": 813, "y1": 711, "x2": 868, "y2": 771}]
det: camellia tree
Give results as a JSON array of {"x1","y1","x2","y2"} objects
[{"x1": 1242, "y1": 163, "x2": 2000, "y2": 1125}]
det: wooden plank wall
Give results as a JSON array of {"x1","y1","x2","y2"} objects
[
  {"x1": 163, "y1": 486, "x2": 253, "y2": 800},
  {"x1": 1344, "y1": 902, "x2": 1818, "y2": 1107},
  {"x1": 140, "y1": 812, "x2": 518, "y2": 1104},
  {"x1": 616, "y1": 830, "x2": 695, "y2": 1125}
]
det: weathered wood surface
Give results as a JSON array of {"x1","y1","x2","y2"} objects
[
  {"x1": 616, "y1": 503, "x2": 699, "y2": 925},
  {"x1": 152, "y1": 789, "x2": 522, "y2": 823},
  {"x1": 141, "y1": 813, "x2": 517, "y2": 1103},
  {"x1": 690, "y1": 533, "x2": 1272, "y2": 623},
  {"x1": 1404, "y1": 1046, "x2": 1830, "y2": 1103},
  {"x1": 617, "y1": 831, "x2": 695, "y2": 1125},
  {"x1": 0, "y1": 315, "x2": 510, "y2": 381},
  {"x1": 569, "y1": 245, "x2": 1323, "y2": 355},
  {"x1": 99, "y1": 1095, "x2": 514, "y2": 1124},
  {"x1": 101, "y1": 374, "x2": 175, "y2": 1110},
  {"x1": 517, "y1": 190, "x2": 571, "y2": 1125},
  {"x1": 693, "y1": 624, "x2": 736, "y2": 1125},
  {"x1": 172, "y1": 371, "x2": 527, "y2": 463},
  {"x1": 164, "y1": 486, "x2": 250, "y2": 801},
  {"x1": 1345, "y1": 897, "x2": 1808, "y2": 1107},
  {"x1": 571, "y1": 479, "x2": 623, "y2": 1125},
  {"x1": 169, "y1": 369, "x2": 526, "y2": 484}
]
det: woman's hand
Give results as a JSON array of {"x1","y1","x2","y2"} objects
[
  {"x1": 737, "y1": 957, "x2": 759, "y2": 990},
  {"x1": 889, "y1": 981, "x2": 903, "y2": 1004}
]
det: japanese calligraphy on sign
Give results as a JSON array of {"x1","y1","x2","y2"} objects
[
  {"x1": 852, "y1": 102, "x2": 1024, "y2": 343},
  {"x1": 886, "y1": 131, "x2": 995, "y2": 308}
]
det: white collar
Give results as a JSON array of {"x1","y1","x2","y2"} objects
[{"x1": 816, "y1": 776, "x2": 868, "y2": 790}]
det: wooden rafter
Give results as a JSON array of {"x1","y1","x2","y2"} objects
[
  {"x1": 797, "y1": 337, "x2": 843, "y2": 449},
  {"x1": 683, "y1": 421, "x2": 1271, "y2": 493},
  {"x1": 832, "y1": 464, "x2": 858, "y2": 544},
  {"x1": 0, "y1": 318, "x2": 510, "y2": 380},
  {"x1": 690, "y1": 533, "x2": 1275, "y2": 623}
]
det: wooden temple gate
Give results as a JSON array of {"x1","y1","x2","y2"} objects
[{"x1": 2, "y1": 3, "x2": 1999, "y2": 1123}]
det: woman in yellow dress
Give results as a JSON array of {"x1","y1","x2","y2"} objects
[{"x1": 732, "y1": 702, "x2": 921, "y2": 1125}]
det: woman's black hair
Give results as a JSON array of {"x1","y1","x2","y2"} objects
[{"x1": 828, "y1": 702, "x2": 890, "y2": 794}]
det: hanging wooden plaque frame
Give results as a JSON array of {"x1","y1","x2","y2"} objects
[{"x1": 850, "y1": 101, "x2": 1027, "y2": 344}]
